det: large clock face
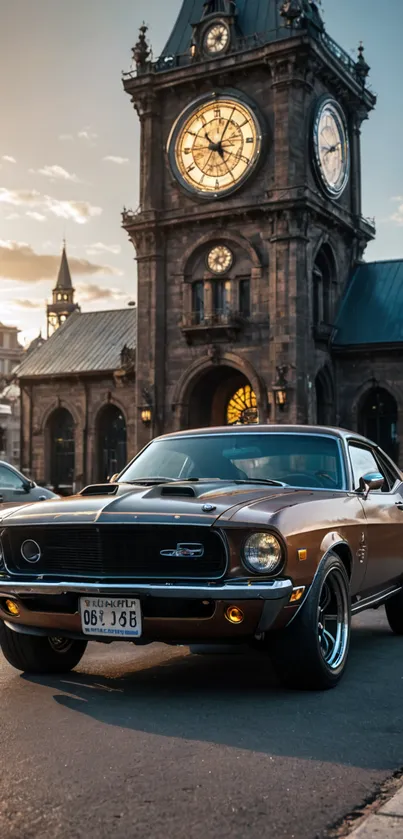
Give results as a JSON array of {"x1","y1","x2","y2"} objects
[
  {"x1": 313, "y1": 98, "x2": 350, "y2": 198},
  {"x1": 167, "y1": 94, "x2": 263, "y2": 199}
]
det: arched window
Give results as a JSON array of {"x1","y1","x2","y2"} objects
[
  {"x1": 315, "y1": 368, "x2": 335, "y2": 426},
  {"x1": 227, "y1": 385, "x2": 258, "y2": 425},
  {"x1": 313, "y1": 245, "x2": 336, "y2": 328},
  {"x1": 358, "y1": 388, "x2": 399, "y2": 462},
  {"x1": 96, "y1": 404, "x2": 127, "y2": 481},
  {"x1": 48, "y1": 408, "x2": 75, "y2": 490}
]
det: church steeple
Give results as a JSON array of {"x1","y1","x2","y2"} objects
[{"x1": 46, "y1": 243, "x2": 80, "y2": 337}]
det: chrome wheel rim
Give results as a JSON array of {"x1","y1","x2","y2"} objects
[
  {"x1": 317, "y1": 568, "x2": 349, "y2": 670},
  {"x1": 48, "y1": 637, "x2": 74, "y2": 654}
]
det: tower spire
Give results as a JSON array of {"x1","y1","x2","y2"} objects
[{"x1": 46, "y1": 243, "x2": 80, "y2": 337}]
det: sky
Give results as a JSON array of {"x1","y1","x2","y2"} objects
[{"x1": 1, "y1": 0, "x2": 402, "y2": 345}]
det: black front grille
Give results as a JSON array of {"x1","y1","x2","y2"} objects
[{"x1": 4, "y1": 525, "x2": 227, "y2": 580}]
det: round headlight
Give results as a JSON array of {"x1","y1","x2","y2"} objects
[
  {"x1": 243, "y1": 533, "x2": 283, "y2": 574},
  {"x1": 21, "y1": 540, "x2": 41, "y2": 564}
]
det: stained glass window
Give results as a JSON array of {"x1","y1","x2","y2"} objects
[{"x1": 226, "y1": 385, "x2": 258, "y2": 425}]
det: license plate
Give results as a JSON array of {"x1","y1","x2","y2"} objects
[{"x1": 79, "y1": 598, "x2": 142, "y2": 638}]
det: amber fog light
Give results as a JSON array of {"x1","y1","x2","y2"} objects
[
  {"x1": 21, "y1": 540, "x2": 41, "y2": 564},
  {"x1": 225, "y1": 606, "x2": 244, "y2": 624},
  {"x1": 5, "y1": 600, "x2": 20, "y2": 617}
]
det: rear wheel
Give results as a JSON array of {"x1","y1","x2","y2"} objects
[
  {"x1": 0, "y1": 622, "x2": 87, "y2": 674},
  {"x1": 269, "y1": 553, "x2": 351, "y2": 691},
  {"x1": 385, "y1": 590, "x2": 403, "y2": 635}
]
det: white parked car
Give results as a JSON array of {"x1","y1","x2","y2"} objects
[{"x1": 0, "y1": 461, "x2": 58, "y2": 507}]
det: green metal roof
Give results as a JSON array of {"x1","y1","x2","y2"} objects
[
  {"x1": 333, "y1": 260, "x2": 403, "y2": 347},
  {"x1": 161, "y1": 0, "x2": 298, "y2": 58}
]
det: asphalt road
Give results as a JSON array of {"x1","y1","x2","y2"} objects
[{"x1": 1, "y1": 611, "x2": 403, "y2": 839}]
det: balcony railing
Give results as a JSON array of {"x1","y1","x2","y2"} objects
[
  {"x1": 182, "y1": 310, "x2": 245, "y2": 329},
  {"x1": 123, "y1": 21, "x2": 366, "y2": 88}
]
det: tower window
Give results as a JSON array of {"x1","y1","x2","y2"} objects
[
  {"x1": 57, "y1": 293, "x2": 62, "y2": 301},
  {"x1": 192, "y1": 281, "x2": 204, "y2": 324},
  {"x1": 313, "y1": 245, "x2": 336, "y2": 327},
  {"x1": 213, "y1": 280, "x2": 230, "y2": 318},
  {"x1": 63, "y1": 294, "x2": 68, "y2": 301},
  {"x1": 239, "y1": 279, "x2": 250, "y2": 317}
]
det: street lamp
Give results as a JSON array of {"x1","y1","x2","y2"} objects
[
  {"x1": 272, "y1": 367, "x2": 289, "y2": 411},
  {"x1": 141, "y1": 407, "x2": 152, "y2": 427}
]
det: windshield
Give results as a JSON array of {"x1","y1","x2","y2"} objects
[{"x1": 119, "y1": 433, "x2": 345, "y2": 490}]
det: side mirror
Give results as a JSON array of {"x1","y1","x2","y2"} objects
[
  {"x1": 358, "y1": 472, "x2": 385, "y2": 499},
  {"x1": 23, "y1": 480, "x2": 35, "y2": 493},
  {"x1": 109, "y1": 473, "x2": 119, "y2": 483}
]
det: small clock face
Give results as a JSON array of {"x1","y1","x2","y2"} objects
[
  {"x1": 207, "y1": 245, "x2": 233, "y2": 274},
  {"x1": 168, "y1": 93, "x2": 263, "y2": 199},
  {"x1": 203, "y1": 22, "x2": 230, "y2": 55},
  {"x1": 313, "y1": 99, "x2": 350, "y2": 197}
]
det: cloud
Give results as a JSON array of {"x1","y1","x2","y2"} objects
[
  {"x1": 0, "y1": 188, "x2": 41, "y2": 206},
  {"x1": 0, "y1": 241, "x2": 119, "y2": 283},
  {"x1": 2, "y1": 155, "x2": 16, "y2": 164},
  {"x1": 78, "y1": 129, "x2": 98, "y2": 143},
  {"x1": 59, "y1": 134, "x2": 74, "y2": 141},
  {"x1": 86, "y1": 242, "x2": 121, "y2": 256},
  {"x1": 103, "y1": 156, "x2": 129, "y2": 165},
  {"x1": 26, "y1": 211, "x2": 47, "y2": 222},
  {"x1": 13, "y1": 299, "x2": 44, "y2": 310},
  {"x1": 391, "y1": 203, "x2": 403, "y2": 226},
  {"x1": 33, "y1": 164, "x2": 80, "y2": 183},
  {"x1": 5, "y1": 213, "x2": 20, "y2": 220},
  {"x1": 0, "y1": 188, "x2": 102, "y2": 225},
  {"x1": 44, "y1": 197, "x2": 102, "y2": 224},
  {"x1": 76, "y1": 283, "x2": 127, "y2": 303}
]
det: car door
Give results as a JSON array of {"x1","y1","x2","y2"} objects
[
  {"x1": 348, "y1": 441, "x2": 403, "y2": 592},
  {"x1": 0, "y1": 464, "x2": 29, "y2": 508}
]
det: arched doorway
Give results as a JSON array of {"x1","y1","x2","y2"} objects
[
  {"x1": 47, "y1": 407, "x2": 75, "y2": 492},
  {"x1": 358, "y1": 387, "x2": 399, "y2": 462},
  {"x1": 187, "y1": 366, "x2": 259, "y2": 428},
  {"x1": 315, "y1": 368, "x2": 335, "y2": 426},
  {"x1": 96, "y1": 404, "x2": 127, "y2": 481}
]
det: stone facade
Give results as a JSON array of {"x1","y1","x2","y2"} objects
[
  {"x1": 20, "y1": 374, "x2": 136, "y2": 492},
  {"x1": 122, "y1": 9, "x2": 376, "y2": 456},
  {"x1": 0, "y1": 323, "x2": 24, "y2": 467}
]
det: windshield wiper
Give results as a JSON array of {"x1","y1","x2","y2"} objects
[
  {"x1": 122, "y1": 477, "x2": 200, "y2": 485},
  {"x1": 232, "y1": 479, "x2": 288, "y2": 487}
]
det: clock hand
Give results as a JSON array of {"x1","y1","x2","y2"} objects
[{"x1": 220, "y1": 108, "x2": 235, "y2": 143}]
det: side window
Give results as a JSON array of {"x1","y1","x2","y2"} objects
[
  {"x1": 349, "y1": 445, "x2": 388, "y2": 492},
  {"x1": 375, "y1": 450, "x2": 400, "y2": 490},
  {"x1": 0, "y1": 465, "x2": 25, "y2": 489}
]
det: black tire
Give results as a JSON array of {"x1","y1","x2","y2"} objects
[
  {"x1": 269, "y1": 553, "x2": 351, "y2": 691},
  {"x1": 0, "y1": 623, "x2": 87, "y2": 674},
  {"x1": 385, "y1": 590, "x2": 403, "y2": 635}
]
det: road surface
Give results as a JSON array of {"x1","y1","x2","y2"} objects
[{"x1": 0, "y1": 611, "x2": 402, "y2": 839}]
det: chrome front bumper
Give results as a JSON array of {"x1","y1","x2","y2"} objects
[{"x1": 0, "y1": 578, "x2": 293, "y2": 600}]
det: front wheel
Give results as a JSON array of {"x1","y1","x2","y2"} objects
[
  {"x1": 0, "y1": 622, "x2": 87, "y2": 674},
  {"x1": 385, "y1": 589, "x2": 403, "y2": 635},
  {"x1": 269, "y1": 553, "x2": 351, "y2": 690}
]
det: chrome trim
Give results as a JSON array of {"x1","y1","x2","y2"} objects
[
  {"x1": 351, "y1": 586, "x2": 402, "y2": 615},
  {"x1": 0, "y1": 578, "x2": 293, "y2": 600}
]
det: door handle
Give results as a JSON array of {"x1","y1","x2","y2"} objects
[{"x1": 395, "y1": 502, "x2": 403, "y2": 510}]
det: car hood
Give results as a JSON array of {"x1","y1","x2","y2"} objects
[{"x1": 0, "y1": 480, "x2": 338, "y2": 528}]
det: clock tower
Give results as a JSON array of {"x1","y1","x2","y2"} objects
[{"x1": 123, "y1": 0, "x2": 375, "y2": 450}]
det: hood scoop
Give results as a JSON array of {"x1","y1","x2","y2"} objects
[
  {"x1": 80, "y1": 483, "x2": 119, "y2": 497},
  {"x1": 160, "y1": 485, "x2": 197, "y2": 498}
]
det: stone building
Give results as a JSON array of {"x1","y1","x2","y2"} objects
[
  {"x1": 17, "y1": 306, "x2": 136, "y2": 494},
  {"x1": 121, "y1": 0, "x2": 403, "y2": 465},
  {"x1": 0, "y1": 323, "x2": 24, "y2": 467}
]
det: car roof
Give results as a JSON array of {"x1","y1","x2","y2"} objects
[{"x1": 154, "y1": 425, "x2": 373, "y2": 445}]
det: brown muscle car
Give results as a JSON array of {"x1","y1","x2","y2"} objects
[{"x1": 0, "y1": 425, "x2": 403, "y2": 691}]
